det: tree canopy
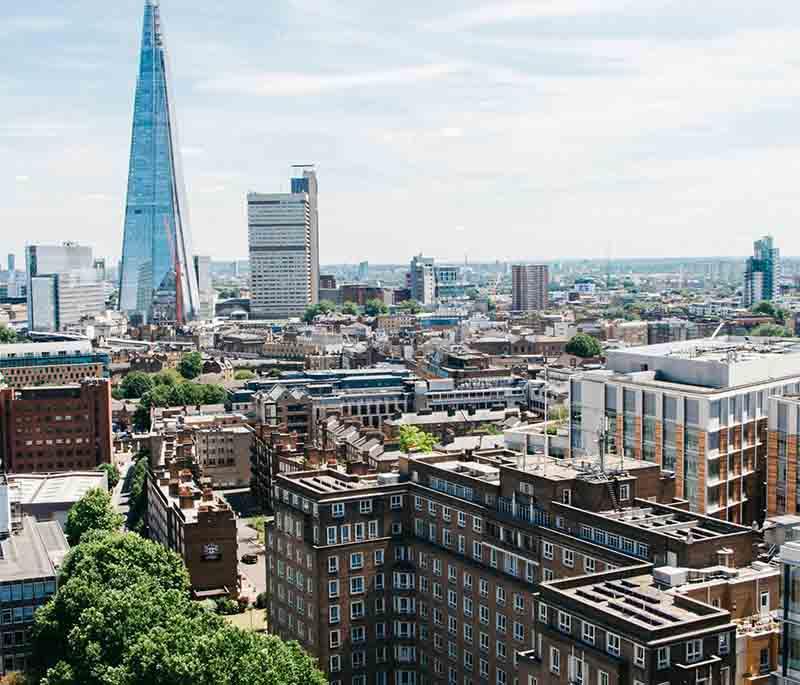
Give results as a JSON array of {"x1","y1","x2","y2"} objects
[
  {"x1": 751, "y1": 323, "x2": 790, "y2": 338},
  {"x1": 341, "y1": 301, "x2": 359, "y2": 316},
  {"x1": 0, "y1": 326, "x2": 17, "y2": 344},
  {"x1": 97, "y1": 463, "x2": 120, "y2": 490},
  {"x1": 120, "y1": 371, "x2": 154, "y2": 399},
  {"x1": 178, "y1": 351, "x2": 203, "y2": 380},
  {"x1": 234, "y1": 369, "x2": 255, "y2": 380},
  {"x1": 399, "y1": 299, "x2": 422, "y2": 314},
  {"x1": 302, "y1": 300, "x2": 336, "y2": 323},
  {"x1": 398, "y1": 425, "x2": 437, "y2": 453},
  {"x1": 565, "y1": 333, "x2": 603, "y2": 358},
  {"x1": 30, "y1": 530, "x2": 326, "y2": 685},
  {"x1": 64, "y1": 489, "x2": 124, "y2": 546},
  {"x1": 364, "y1": 298, "x2": 388, "y2": 317}
]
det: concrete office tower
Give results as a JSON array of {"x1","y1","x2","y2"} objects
[
  {"x1": 409, "y1": 254, "x2": 435, "y2": 305},
  {"x1": 7, "y1": 254, "x2": 14, "y2": 273},
  {"x1": 744, "y1": 235, "x2": 781, "y2": 307},
  {"x1": 193, "y1": 255, "x2": 215, "y2": 320},
  {"x1": 512, "y1": 263, "x2": 549, "y2": 311},
  {"x1": 248, "y1": 167, "x2": 319, "y2": 319},
  {"x1": 118, "y1": 0, "x2": 200, "y2": 324},
  {"x1": 357, "y1": 261, "x2": 369, "y2": 282},
  {"x1": 26, "y1": 243, "x2": 106, "y2": 332}
]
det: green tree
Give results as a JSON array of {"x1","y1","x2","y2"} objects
[
  {"x1": 127, "y1": 455, "x2": 149, "y2": 533},
  {"x1": 565, "y1": 333, "x2": 603, "y2": 358},
  {"x1": 751, "y1": 323, "x2": 789, "y2": 337},
  {"x1": 97, "y1": 463, "x2": 120, "y2": 490},
  {"x1": 751, "y1": 300, "x2": 777, "y2": 318},
  {"x1": 64, "y1": 489, "x2": 124, "y2": 546},
  {"x1": 234, "y1": 369, "x2": 254, "y2": 380},
  {"x1": 364, "y1": 298, "x2": 388, "y2": 317},
  {"x1": 399, "y1": 299, "x2": 422, "y2": 314},
  {"x1": 0, "y1": 326, "x2": 17, "y2": 344},
  {"x1": 57, "y1": 531, "x2": 189, "y2": 592},
  {"x1": 120, "y1": 371, "x2": 154, "y2": 399},
  {"x1": 178, "y1": 351, "x2": 203, "y2": 380},
  {"x1": 201, "y1": 384, "x2": 227, "y2": 405},
  {"x1": 398, "y1": 425, "x2": 437, "y2": 453},
  {"x1": 302, "y1": 304, "x2": 320, "y2": 323},
  {"x1": 152, "y1": 368, "x2": 182, "y2": 386},
  {"x1": 318, "y1": 300, "x2": 336, "y2": 315},
  {"x1": 342, "y1": 301, "x2": 359, "y2": 316}
]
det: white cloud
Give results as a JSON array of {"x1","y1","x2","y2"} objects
[
  {"x1": 196, "y1": 63, "x2": 462, "y2": 97},
  {"x1": 15, "y1": 175, "x2": 30, "y2": 183},
  {"x1": 440, "y1": 127, "x2": 464, "y2": 138}
]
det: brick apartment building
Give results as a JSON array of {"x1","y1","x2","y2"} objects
[
  {"x1": 265, "y1": 448, "x2": 757, "y2": 685},
  {"x1": 146, "y1": 426, "x2": 238, "y2": 599},
  {"x1": 0, "y1": 378, "x2": 113, "y2": 473},
  {"x1": 0, "y1": 341, "x2": 109, "y2": 388},
  {"x1": 519, "y1": 565, "x2": 737, "y2": 685},
  {"x1": 767, "y1": 394, "x2": 800, "y2": 517}
]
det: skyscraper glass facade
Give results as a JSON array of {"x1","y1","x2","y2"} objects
[{"x1": 119, "y1": 0, "x2": 199, "y2": 324}]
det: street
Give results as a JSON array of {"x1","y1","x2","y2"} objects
[{"x1": 236, "y1": 517, "x2": 266, "y2": 603}]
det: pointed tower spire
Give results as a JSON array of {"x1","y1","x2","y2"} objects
[{"x1": 118, "y1": 0, "x2": 199, "y2": 324}]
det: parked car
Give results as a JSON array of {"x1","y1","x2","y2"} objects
[{"x1": 241, "y1": 553, "x2": 258, "y2": 564}]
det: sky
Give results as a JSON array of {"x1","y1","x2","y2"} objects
[{"x1": 4, "y1": 1, "x2": 800, "y2": 265}]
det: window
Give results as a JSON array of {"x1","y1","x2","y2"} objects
[
  {"x1": 415, "y1": 496, "x2": 423, "y2": 510},
  {"x1": 464, "y1": 572, "x2": 473, "y2": 589},
  {"x1": 360, "y1": 500, "x2": 372, "y2": 514},
  {"x1": 473, "y1": 516, "x2": 483, "y2": 533},
  {"x1": 543, "y1": 542, "x2": 553, "y2": 560},
  {"x1": 558, "y1": 611, "x2": 571, "y2": 633},
  {"x1": 562, "y1": 548, "x2": 574, "y2": 567},
  {"x1": 391, "y1": 495, "x2": 403, "y2": 509},
  {"x1": 496, "y1": 613, "x2": 507, "y2": 633},
  {"x1": 619, "y1": 483, "x2": 630, "y2": 500},
  {"x1": 513, "y1": 621, "x2": 524, "y2": 642},
  {"x1": 686, "y1": 639, "x2": 702, "y2": 663},
  {"x1": 330, "y1": 654, "x2": 341, "y2": 672},
  {"x1": 479, "y1": 578, "x2": 489, "y2": 597},
  {"x1": 561, "y1": 489, "x2": 571, "y2": 505},
  {"x1": 719, "y1": 633, "x2": 730, "y2": 655},
  {"x1": 598, "y1": 672, "x2": 609, "y2": 685},
  {"x1": 329, "y1": 630, "x2": 341, "y2": 648},
  {"x1": 473, "y1": 541, "x2": 482, "y2": 560},
  {"x1": 329, "y1": 605, "x2": 340, "y2": 624},
  {"x1": 333, "y1": 503, "x2": 345, "y2": 518},
  {"x1": 584, "y1": 557, "x2": 596, "y2": 573},
  {"x1": 550, "y1": 647, "x2": 560, "y2": 675},
  {"x1": 538, "y1": 603, "x2": 547, "y2": 622},
  {"x1": 351, "y1": 600, "x2": 365, "y2": 619},
  {"x1": 606, "y1": 632, "x2": 621, "y2": 657},
  {"x1": 582, "y1": 622, "x2": 595, "y2": 645},
  {"x1": 328, "y1": 556, "x2": 339, "y2": 573},
  {"x1": 341, "y1": 525, "x2": 351, "y2": 543},
  {"x1": 350, "y1": 576, "x2": 365, "y2": 594},
  {"x1": 458, "y1": 511, "x2": 466, "y2": 527},
  {"x1": 326, "y1": 526, "x2": 337, "y2": 545},
  {"x1": 351, "y1": 626, "x2": 366, "y2": 642},
  {"x1": 480, "y1": 605, "x2": 490, "y2": 625},
  {"x1": 634, "y1": 644, "x2": 645, "y2": 667},
  {"x1": 328, "y1": 580, "x2": 340, "y2": 598},
  {"x1": 496, "y1": 586, "x2": 506, "y2": 605},
  {"x1": 350, "y1": 552, "x2": 364, "y2": 570},
  {"x1": 375, "y1": 549, "x2": 384, "y2": 565},
  {"x1": 657, "y1": 646, "x2": 670, "y2": 669},
  {"x1": 760, "y1": 591, "x2": 770, "y2": 614}
]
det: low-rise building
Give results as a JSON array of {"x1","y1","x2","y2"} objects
[
  {"x1": 8, "y1": 471, "x2": 108, "y2": 528},
  {"x1": 0, "y1": 477, "x2": 68, "y2": 677},
  {"x1": 0, "y1": 341, "x2": 109, "y2": 388}
]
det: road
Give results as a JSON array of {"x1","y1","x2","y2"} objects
[
  {"x1": 237, "y1": 517, "x2": 266, "y2": 603},
  {"x1": 112, "y1": 454, "x2": 135, "y2": 526}
]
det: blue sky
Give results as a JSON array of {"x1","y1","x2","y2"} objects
[{"x1": 4, "y1": 0, "x2": 800, "y2": 264}]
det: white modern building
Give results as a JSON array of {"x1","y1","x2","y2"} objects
[
  {"x1": 26, "y1": 243, "x2": 106, "y2": 332},
  {"x1": 248, "y1": 168, "x2": 319, "y2": 319},
  {"x1": 408, "y1": 254, "x2": 435, "y2": 305},
  {"x1": 193, "y1": 255, "x2": 215, "y2": 320}
]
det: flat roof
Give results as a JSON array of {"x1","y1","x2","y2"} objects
[
  {"x1": 616, "y1": 336, "x2": 800, "y2": 364},
  {"x1": 11, "y1": 471, "x2": 107, "y2": 506},
  {"x1": 0, "y1": 340, "x2": 93, "y2": 359},
  {"x1": 387, "y1": 408, "x2": 516, "y2": 426},
  {"x1": 0, "y1": 516, "x2": 68, "y2": 582},
  {"x1": 559, "y1": 574, "x2": 712, "y2": 628}
]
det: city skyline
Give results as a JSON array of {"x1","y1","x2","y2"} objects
[{"x1": 5, "y1": 1, "x2": 800, "y2": 264}]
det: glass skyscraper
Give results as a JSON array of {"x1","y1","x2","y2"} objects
[{"x1": 118, "y1": 0, "x2": 199, "y2": 324}]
